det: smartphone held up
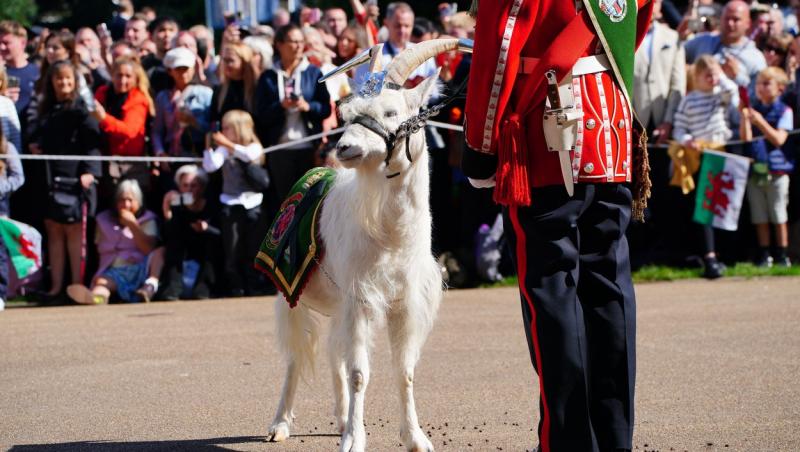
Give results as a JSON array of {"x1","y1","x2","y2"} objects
[{"x1": 738, "y1": 85, "x2": 751, "y2": 109}]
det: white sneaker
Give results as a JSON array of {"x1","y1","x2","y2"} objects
[{"x1": 0, "y1": 297, "x2": 5, "y2": 311}]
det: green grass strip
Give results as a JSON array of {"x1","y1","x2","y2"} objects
[{"x1": 480, "y1": 263, "x2": 799, "y2": 288}]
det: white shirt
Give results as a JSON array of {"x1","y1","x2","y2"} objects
[
  {"x1": 276, "y1": 57, "x2": 314, "y2": 151},
  {"x1": 202, "y1": 142, "x2": 264, "y2": 209},
  {"x1": 0, "y1": 95, "x2": 21, "y2": 153}
]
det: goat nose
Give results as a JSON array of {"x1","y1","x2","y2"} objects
[{"x1": 336, "y1": 143, "x2": 350, "y2": 155}]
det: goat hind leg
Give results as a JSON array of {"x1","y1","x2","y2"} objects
[
  {"x1": 267, "y1": 360, "x2": 300, "y2": 442},
  {"x1": 338, "y1": 306, "x2": 371, "y2": 452},
  {"x1": 267, "y1": 297, "x2": 308, "y2": 442},
  {"x1": 388, "y1": 306, "x2": 435, "y2": 452}
]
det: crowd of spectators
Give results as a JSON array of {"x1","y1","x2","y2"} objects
[
  {"x1": 0, "y1": 0, "x2": 478, "y2": 308},
  {"x1": 633, "y1": 0, "x2": 800, "y2": 278},
  {"x1": 0, "y1": 0, "x2": 799, "y2": 310}
]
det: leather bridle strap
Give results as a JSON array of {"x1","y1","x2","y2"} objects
[{"x1": 351, "y1": 115, "x2": 399, "y2": 166}]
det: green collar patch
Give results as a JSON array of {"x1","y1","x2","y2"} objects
[
  {"x1": 254, "y1": 167, "x2": 337, "y2": 307},
  {"x1": 583, "y1": 0, "x2": 638, "y2": 104}
]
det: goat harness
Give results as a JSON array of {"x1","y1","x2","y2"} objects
[
  {"x1": 349, "y1": 105, "x2": 442, "y2": 178},
  {"x1": 346, "y1": 77, "x2": 468, "y2": 179}
]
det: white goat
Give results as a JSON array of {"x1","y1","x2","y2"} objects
[{"x1": 266, "y1": 40, "x2": 462, "y2": 452}]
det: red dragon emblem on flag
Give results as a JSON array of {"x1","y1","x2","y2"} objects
[
  {"x1": 701, "y1": 170, "x2": 735, "y2": 216},
  {"x1": 18, "y1": 233, "x2": 41, "y2": 267}
]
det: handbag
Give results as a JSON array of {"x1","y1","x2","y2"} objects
[
  {"x1": 47, "y1": 175, "x2": 83, "y2": 223},
  {"x1": 238, "y1": 159, "x2": 271, "y2": 191},
  {"x1": 51, "y1": 176, "x2": 80, "y2": 204}
]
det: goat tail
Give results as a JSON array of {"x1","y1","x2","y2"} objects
[{"x1": 274, "y1": 296, "x2": 319, "y2": 380}]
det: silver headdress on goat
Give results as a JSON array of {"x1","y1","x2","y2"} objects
[{"x1": 319, "y1": 38, "x2": 474, "y2": 99}]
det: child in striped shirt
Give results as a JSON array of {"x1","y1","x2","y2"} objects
[
  {"x1": 671, "y1": 54, "x2": 739, "y2": 279},
  {"x1": 672, "y1": 54, "x2": 739, "y2": 150}
]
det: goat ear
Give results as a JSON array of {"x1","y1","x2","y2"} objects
[
  {"x1": 403, "y1": 68, "x2": 442, "y2": 111},
  {"x1": 369, "y1": 44, "x2": 384, "y2": 73}
]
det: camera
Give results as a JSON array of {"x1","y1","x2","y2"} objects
[
  {"x1": 687, "y1": 15, "x2": 716, "y2": 34},
  {"x1": 170, "y1": 192, "x2": 194, "y2": 206}
]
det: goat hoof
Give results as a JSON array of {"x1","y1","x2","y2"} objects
[
  {"x1": 267, "y1": 422, "x2": 290, "y2": 442},
  {"x1": 403, "y1": 428, "x2": 434, "y2": 452},
  {"x1": 339, "y1": 431, "x2": 365, "y2": 452}
]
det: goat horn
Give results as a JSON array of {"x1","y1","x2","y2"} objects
[
  {"x1": 319, "y1": 44, "x2": 384, "y2": 83},
  {"x1": 385, "y1": 38, "x2": 474, "y2": 86}
]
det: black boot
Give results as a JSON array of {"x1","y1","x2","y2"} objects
[{"x1": 702, "y1": 255, "x2": 725, "y2": 279}]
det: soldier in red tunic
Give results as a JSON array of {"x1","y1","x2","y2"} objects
[{"x1": 462, "y1": 1, "x2": 654, "y2": 451}]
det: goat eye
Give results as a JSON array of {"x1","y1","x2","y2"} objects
[{"x1": 384, "y1": 110, "x2": 397, "y2": 118}]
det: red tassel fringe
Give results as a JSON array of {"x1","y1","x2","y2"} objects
[{"x1": 493, "y1": 114, "x2": 532, "y2": 206}]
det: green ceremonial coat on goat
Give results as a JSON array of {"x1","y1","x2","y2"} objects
[{"x1": 254, "y1": 167, "x2": 337, "y2": 307}]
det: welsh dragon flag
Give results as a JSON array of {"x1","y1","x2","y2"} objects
[
  {"x1": 693, "y1": 149, "x2": 750, "y2": 231},
  {"x1": 0, "y1": 217, "x2": 43, "y2": 279}
]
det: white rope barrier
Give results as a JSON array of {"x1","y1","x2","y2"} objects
[
  {"x1": 0, "y1": 121, "x2": 466, "y2": 162},
  {"x1": 428, "y1": 120, "x2": 464, "y2": 132},
  {"x1": 0, "y1": 154, "x2": 202, "y2": 162},
  {"x1": 5, "y1": 118, "x2": 795, "y2": 162},
  {"x1": 649, "y1": 127, "x2": 800, "y2": 149}
]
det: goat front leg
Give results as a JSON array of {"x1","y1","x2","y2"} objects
[
  {"x1": 388, "y1": 304, "x2": 435, "y2": 452},
  {"x1": 338, "y1": 304, "x2": 372, "y2": 452}
]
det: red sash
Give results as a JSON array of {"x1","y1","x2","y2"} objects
[{"x1": 493, "y1": 13, "x2": 598, "y2": 205}]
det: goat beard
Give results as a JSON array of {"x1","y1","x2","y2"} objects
[{"x1": 354, "y1": 179, "x2": 396, "y2": 246}]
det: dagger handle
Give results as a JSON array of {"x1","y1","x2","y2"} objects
[{"x1": 545, "y1": 70, "x2": 562, "y2": 111}]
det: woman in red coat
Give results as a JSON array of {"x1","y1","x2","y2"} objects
[{"x1": 92, "y1": 56, "x2": 155, "y2": 201}]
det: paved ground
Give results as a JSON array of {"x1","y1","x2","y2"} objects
[{"x1": 1, "y1": 277, "x2": 799, "y2": 452}]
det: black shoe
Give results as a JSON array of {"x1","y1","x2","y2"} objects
[
  {"x1": 190, "y1": 281, "x2": 211, "y2": 300},
  {"x1": 702, "y1": 257, "x2": 725, "y2": 279},
  {"x1": 754, "y1": 255, "x2": 774, "y2": 268},
  {"x1": 36, "y1": 291, "x2": 68, "y2": 306},
  {"x1": 157, "y1": 283, "x2": 182, "y2": 301}
]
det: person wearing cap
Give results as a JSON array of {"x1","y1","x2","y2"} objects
[
  {"x1": 462, "y1": 1, "x2": 653, "y2": 451},
  {"x1": 152, "y1": 46, "x2": 213, "y2": 175}
]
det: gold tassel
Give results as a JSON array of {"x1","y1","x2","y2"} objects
[
  {"x1": 631, "y1": 126, "x2": 651, "y2": 222},
  {"x1": 469, "y1": 0, "x2": 478, "y2": 18}
]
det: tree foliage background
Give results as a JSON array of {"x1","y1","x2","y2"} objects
[{"x1": 0, "y1": 0, "x2": 38, "y2": 27}]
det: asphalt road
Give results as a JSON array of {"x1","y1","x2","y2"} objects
[{"x1": 1, "y1": 277, "x2": 799, "y2": 452}]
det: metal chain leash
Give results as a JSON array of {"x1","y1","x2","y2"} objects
[{"x1": 313, "y1": 254, "x2": 343, "y2": 292}]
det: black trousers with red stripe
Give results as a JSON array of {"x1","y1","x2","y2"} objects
[{"x1": 504, "y1": 183, "x2": 636, "y2": 452}]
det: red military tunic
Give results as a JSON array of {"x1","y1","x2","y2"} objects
[{"x1": 464, "y1": 0, "x2": 653, "y2": 200}]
